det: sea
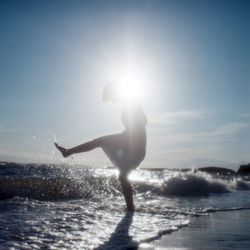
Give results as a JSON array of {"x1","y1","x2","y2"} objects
[{"x1": 0, "y1": 162, "x2": 250, "y2": 250}]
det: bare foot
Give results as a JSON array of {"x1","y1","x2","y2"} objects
[{"x1": 54, "y1": 143, "x2": 70, "y2": 158}]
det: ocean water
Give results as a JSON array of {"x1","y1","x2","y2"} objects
[{"x1": 0, "y1": 162, "x2": 250, "y2": 249}]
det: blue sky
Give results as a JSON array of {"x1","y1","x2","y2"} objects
[{"x1": 0, "y1": 0, "x2": 249, "y2": 169}]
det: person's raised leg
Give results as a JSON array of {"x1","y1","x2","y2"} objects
[
  {"x1": 119, "y1": 173, "x2": 134, "y2": 212},
  {"x1": 54, "y1": 138, "x2": 101, "y2": 158}
]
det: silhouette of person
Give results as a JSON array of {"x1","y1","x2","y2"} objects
[{"x1": 55, "y1": 83, "x2": 147, "y2": 212}]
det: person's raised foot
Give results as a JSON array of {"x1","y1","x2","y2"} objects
[{"x1": 54, "y1": 143, "x2": 70, "y2": 158}]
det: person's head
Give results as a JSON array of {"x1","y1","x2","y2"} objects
[{"x1": 102, "y1": 82, "x2": 120, "y2": 102}]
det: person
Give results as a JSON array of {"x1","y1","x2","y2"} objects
[{"x1": 54, "y1": 83, "x2": 147, "y2": 212}]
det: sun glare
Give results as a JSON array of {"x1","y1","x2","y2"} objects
[
  {"x1": 116, "y1": 79, "x2": 141, "y2": 102},
  {"x1": 109, "y1": 67, "x2": 146, "y2": 103},
  {"x1": 103, "y1": 54, "x2": 154, "y2": 104}
]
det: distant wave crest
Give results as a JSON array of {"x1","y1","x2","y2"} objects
[
  {"x1": 0, "y1": 175, "x2": 121, "y2": 201},
  {"x1": 0, "y1": 167, "x2": 250, "y2": 200},
  {"x1": 139, "y1": 171, "x2": 250, "y2": 197}
]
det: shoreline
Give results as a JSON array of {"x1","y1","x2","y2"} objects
[{"x1": 142, "y1": 209, "x2": 250, "y2": 250}]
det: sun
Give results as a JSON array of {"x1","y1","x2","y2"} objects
[
  {"x1": 109, "y1": 67, "x2": 145, "y2": 103},
  {"x1": 103, "y1": 55, "x2": 152, "y2": 104},
  {"x1": 116, "y1": 78, "x2": 141, "y2": 102}
]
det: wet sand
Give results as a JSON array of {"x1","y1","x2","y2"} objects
[{"x1": 139, "y1": 210, "x2": 250, "y2": 250}]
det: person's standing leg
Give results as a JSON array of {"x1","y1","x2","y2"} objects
[{"x1": 119, "y1": 173, "x2": 134, "y2": 212}]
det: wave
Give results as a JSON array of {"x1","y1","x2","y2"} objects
[
  {"x1": 0, "y1": 175, "x2": 121, "y2": 201},
  {"x1": 0, "y1": 170, "x2": 250, "y2": 201},
  {"x1": 134, "y1": 171, "x2": 250, "y2": 197},
  {"x1": 203, "y1": 207, "x2": 250, "y2": 213},
  {"x1": 160, "y1": 172, "x2": 250, "y2": 196}
]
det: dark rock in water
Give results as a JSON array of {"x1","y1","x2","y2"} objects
[
  {"x1": 198, "y1": 166, "x2": 236, "y2": 175},
  {"x1": 237, "y1": 163, "x2": 250, "y2": 175}
]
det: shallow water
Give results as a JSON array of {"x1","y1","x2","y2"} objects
[{"x1": 0, "y1": 162, "x2": 250, "y2": 249}]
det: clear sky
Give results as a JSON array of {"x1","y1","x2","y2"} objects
[{"x1": 0, "y1": 0, "x2": 249, "y2": 170}]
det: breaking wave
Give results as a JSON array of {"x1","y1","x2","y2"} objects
[{"x1": 0, "y1": 164, "x2": 249, "y2": 201}]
